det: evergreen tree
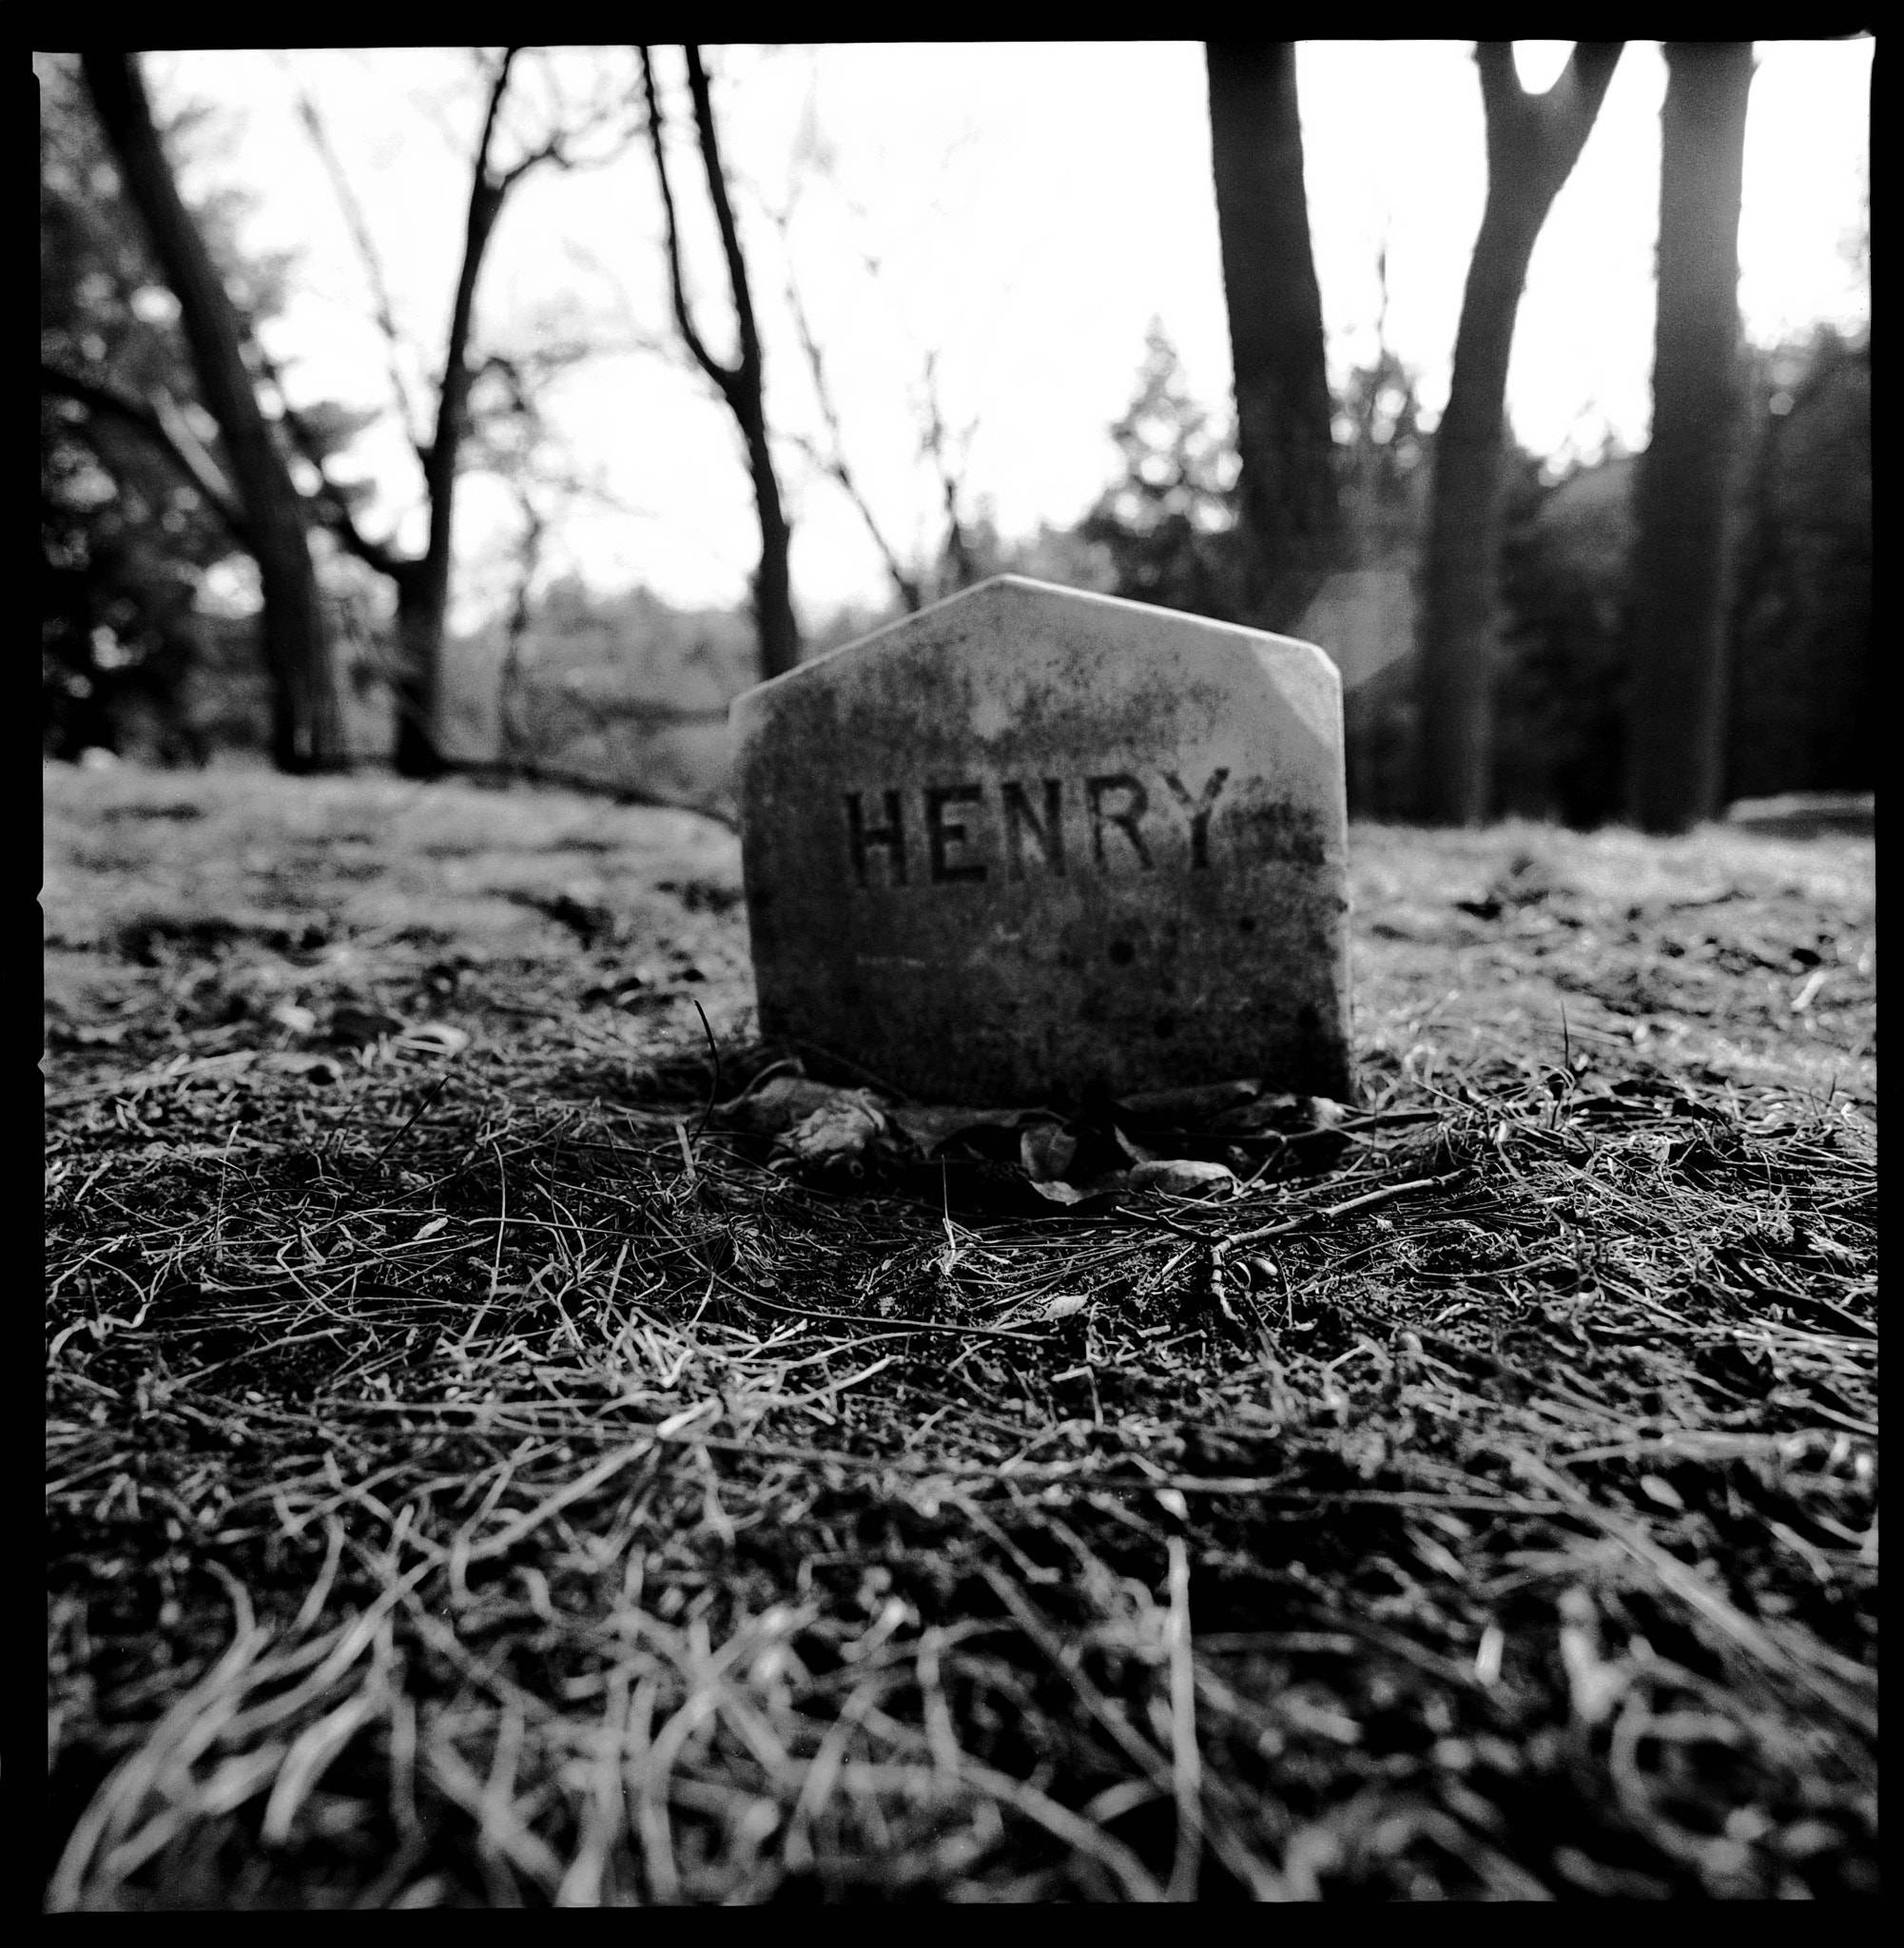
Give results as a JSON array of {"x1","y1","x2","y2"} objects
[
  {"x1": 41, "y1": 53, "x2": 376, "y2": 764},
  {"x1": 1077, "y1": 323, "x2": 1250, "y2": 621}
]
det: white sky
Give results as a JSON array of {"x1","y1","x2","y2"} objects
[{"x1": 141, "y1": 40, "x2": 1872, "y2": 630}]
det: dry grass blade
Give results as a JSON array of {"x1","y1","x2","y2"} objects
[{"x1": 1163, "y1": 1538, "x2": 1203, "y2": 1900}]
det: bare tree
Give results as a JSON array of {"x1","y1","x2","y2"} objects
[
  {"x1": 775, "y1": 243, "x2": 983, "y2": 615},
  {"x1": 286, "y1": 48, "x2": 636, "y2": 776},
  {"x1": 642, "y1": 45, "x2": 800, "y2": 679},
  {"x1": 1624, "y1": 43, "x2": 1757, "y2": 833},
  {"x1": 461, "y1": 349, "x2": 635, "y2": 770},
  {"x1": 1416, "y1": 41, "x2": 1623, "y2": 825},
  {"x1": 1204, "y1": 42, "x2": 1340, "y2": 633},
  {"x1": 80, "y1": 52, "x2": 343, "y2": 773}
]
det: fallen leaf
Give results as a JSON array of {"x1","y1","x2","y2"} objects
[
  {"x1": 776, "y1": 1094, "x2": 887, "y2": 1166},
  {"x1": 1127, "y1": 1159, "x2": 1237, "y2": 1197},
  {"x1": 717, "y1": 1075, "x2": 860, "y2": 1136},
  {"x1": 1019, "y1": 1120, "x2": 1078, "y2": 1182},
  {"x1": 886, "y1": 1102, "x2": 1038, "y2": 1154},
  {"x1": 398, "y1": 1022, "x2": 471, "y2": 1056}
]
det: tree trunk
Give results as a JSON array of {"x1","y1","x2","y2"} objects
[
  {"x1": 1624, "y1": 43, "x2": 1755, "y2": 833},
  {"x1": 391, "y1": 562, "x2": 449, "y2": 777},
  {"x1": 743, "y1": 413, "x2": 802, "y2": 676},
  {"x1": 1417, "y1": 198, "x2": 1544, "y2": 825},
  {"x1": 82, "y1": 52, "x2": 343, "y2": 774},
  {"x1": 1417, "y1": 42, "x2": 1622, "y2": 824},
  {"x1": 394, "y1": 81, "x2": 511, "y2": 776},
  {"x1": 1204, "y1": 43, "x2": 1339, "y2": 633},
  {"x1": 683, "y1": 47, "x2": 800, "y2": 679},
  {"x1": 646, "y1": 48, "x2": 801, "y2": 681}
]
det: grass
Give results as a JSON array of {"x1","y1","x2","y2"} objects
[{"x1": 44, "y1": 760, "x2": 1875, "y2": 1903}]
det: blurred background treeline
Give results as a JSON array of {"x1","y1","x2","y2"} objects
[{"x1": 41, "y1": 46, "x2": 1870, "y2": 827}]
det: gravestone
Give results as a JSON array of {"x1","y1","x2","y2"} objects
[{"x1": 731, "y1": 575, "x2": 1351, "y2": 1106}]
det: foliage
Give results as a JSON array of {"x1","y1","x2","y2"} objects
[
  {"x1": 1077, "y1": 323, "x2": 1253, "y2": 623},
  {"x1": 39, "y1": 53, "x2": 381, "y2": 765},
  {"x1": 1333, "y1": 342, "x2": 1430, "y2": 567},
  {"x1": 1493, "y1": 450, "x2": 1628, "y2": 826},
  {"x1": 1727, "y1": 329, "x2": 1872, "y2": 800},
  {"x1": 1495, "y1": 325, "x2": 1872, "y2": 827},
  {"x1": 40, "y1": 55, "x2": 258, "y2": 761}
]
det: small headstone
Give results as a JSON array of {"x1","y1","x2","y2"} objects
[{"x1": 731, "y1": 575, "x2": 1351, "y2": 1106}]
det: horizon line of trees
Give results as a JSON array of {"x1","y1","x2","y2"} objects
[{"x1": 42, "y1": 44, "x2": 1869, "y2": 831}]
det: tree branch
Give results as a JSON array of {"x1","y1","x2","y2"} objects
[
  {"x1": 777, "y1": 240, "x2": 923, "y2": 611},
  {"x1": 1475, "y1": 40, "x2": 1623, "y2": 194},
  {"x1": 244, "y1": 339, "x2": 410, "y2": 578},
  {"x1": 920, "y1": 349, "x2": 981, "y2": 591},
  {"x1": 494, "y1": 49, "x2": 644, "y2": 189},
  {"x1": 291, "y1": 83, "x2": 427, "y2": 457},
  {"x1": 42, "y1": 360, "x2": 252, "y2": 544},
  {"x1": 640, "y1": 44, "x2": 736, "y2": 401},
  {"x1": 416, "y1": 46, "x2": 516, "y2": 552},
  {"x1": 685, "y1": 46, "x2": 764, "y2": 393}
]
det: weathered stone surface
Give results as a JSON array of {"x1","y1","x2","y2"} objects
[{"x1": 731, "y1": 575, "x2": 1351, "y2": 1105}]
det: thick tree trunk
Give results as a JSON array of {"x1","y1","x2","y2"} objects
[
  {"x1": 1624, "y1": 43, "x2": 1755, "y2": 834},
  {"x1": 82, "y1": 52, "x2": 343, "y2": 774},
  {"x1": 1417, "y1": 200, "x2": 1543, "y2": 824},
  {"x1": 1416, "y1": 42, "x2": 1622, "y2": 825},
  {"x1": 1205, "y1": 43, "x2": 1339, "y2": 633},
  {"x1": 391, "y1": 563, "x2": 448, "y2": 777}
]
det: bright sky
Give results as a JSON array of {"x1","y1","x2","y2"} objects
[{"x1": 143, "y1": 41, "x2": 1872, "y2": 630}]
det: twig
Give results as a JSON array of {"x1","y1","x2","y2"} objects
[
  {"x1": 1163, "y1": 1537, "x2": 1203, "y2": 1900},
  {"x1": 1222, "y1": 1167, "x2": 1473, "y2": 1248},
  {"x1": 734, "y1": 1290, "x2": 1045, "y2": 1345}
]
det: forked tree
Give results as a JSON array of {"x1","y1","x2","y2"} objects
[
  {"x1": 281, "y1": 49, "x2": 635, "y2": 776},
  {"x1": 1416, "y1": 41, "x2": 1622, "y2": 825},
  {"x1": 1624, "y1": 43, "x2": 1757, "y2": 833}
]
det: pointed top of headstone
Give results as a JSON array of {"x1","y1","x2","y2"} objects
[{"x1": 733, "y1": 575, "x2": 1351, "y2": 1105}]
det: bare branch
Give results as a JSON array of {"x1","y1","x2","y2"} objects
[
  {"x1": 491, "y1": 47, "x2": 644, "y2": 189},
  {"x1": 640, "y1": 45, "x2": 735, "y2": 401},
  {"x1": 559, "y1": 238, "x2": 679, "y2": 360},
  {"x1": 920, "y1": 350, "x2": 980, "y2": 591},
  {"x1": 289, "y1": 82, "x2": 426, "y2": 456},
  {"x1": 684, "y1": 47, "x2": 763, "y2": 389},
  {"x1": 774, "y1": 230, "x2": 923, "y2": 611},
  {"x1": 240, "y1": 335, "x2": 407, "y2": 577}
]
